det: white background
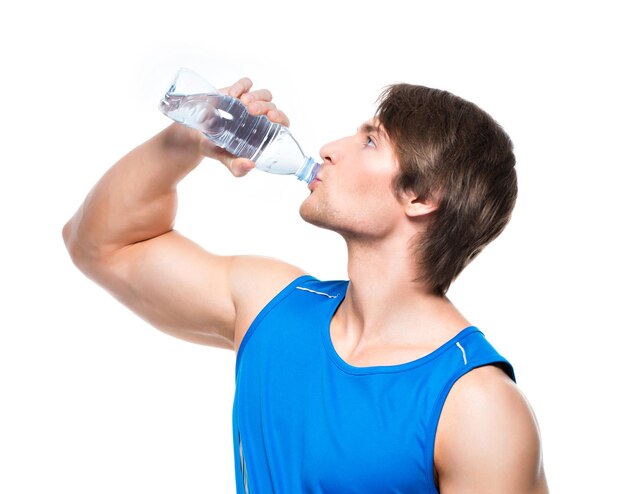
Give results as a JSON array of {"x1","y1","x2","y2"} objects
[{"x1": 1, "y1": 0, "x2": 624, "y2": 492}]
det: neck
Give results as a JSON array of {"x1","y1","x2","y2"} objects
[{"x1": 338, "y1": 236, "x2": 469, "y2": 347}]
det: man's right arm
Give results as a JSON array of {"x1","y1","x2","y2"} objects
[{"x1": 62, "y1": 79, "x2": 306, "y2": 350}]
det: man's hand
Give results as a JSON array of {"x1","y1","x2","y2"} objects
[{"x1": 180, "y1": 77, "x2": 292, "y2": 177}]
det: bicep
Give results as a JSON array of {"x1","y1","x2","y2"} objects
[
  {"x1": 435, "y1": 366, "x2": 548, "y2": 493},
  {"x1": 83, "y1": 230, "x2": 238, "y2": 347},
  {"x1": 80, "y1": 230, "x2": 307, "y2": 349}
]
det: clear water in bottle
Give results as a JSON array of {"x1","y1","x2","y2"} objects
[{"x1": 159, "y1": 69, "x2": 319, "y2": 183}]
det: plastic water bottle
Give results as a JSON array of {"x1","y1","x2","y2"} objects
[{"x1": 158, "y1": 68, "x2": 320, "y2": 183}]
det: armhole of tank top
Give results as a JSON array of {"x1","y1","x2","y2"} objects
[
  {"x1": 235, "y1": 274, "x2": 316, "y2": 374},
  {"x1": 423, "y1": 358, "x2": 516, "y2": 493}
]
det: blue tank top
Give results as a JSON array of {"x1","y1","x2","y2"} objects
[{"x1": 232, "y1": 276, "x2": 515, "y2": 493}]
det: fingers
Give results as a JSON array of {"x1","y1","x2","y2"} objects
[
  {"x1": 241, "y1": 90, "x2": 276, "y2": 117},
  {"x1": 223, "y1": 80, "x2": 272, "y2": 103},
  {"x1": 244, "y1": 99, "x2": 276, "y2": 115},
  {"x1": 224, "y1": 77, "x2": 253, "y2": 98},
  {"x1": 243, "y1": 96, "x2": 291, "y2": 127},
  {"x1": 224, "y1": 79, "x2": 291, "y2": 127},
  {"x1": 240, "y1": 88, "x2": 272, "y2": 104},
  {"x1": 267, "y1": 109, "x2": 290, "y2": 127}
]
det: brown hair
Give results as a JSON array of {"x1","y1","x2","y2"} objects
[{"x1": 376, "y1": 84, "x2": 517, "y2": 295}]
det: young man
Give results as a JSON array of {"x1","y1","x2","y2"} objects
[{"x1": 63, "y1": 77, "x2": 548, "y2": 493}]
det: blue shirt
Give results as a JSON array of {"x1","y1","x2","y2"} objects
[{"x1": 232, "y1": 276, "x2": 515, "y2": 493}]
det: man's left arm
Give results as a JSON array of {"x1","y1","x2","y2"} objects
[{"x1": 434, "y1": 365, "x2": 549, "y2": 493}]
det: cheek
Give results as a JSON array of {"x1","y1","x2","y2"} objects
[
  {"x1": 346, "y1": 183, "x2": 401, "y2": 224},
  {"x1": 351, "y1": 170, "x2": 396, "y2": 202}
]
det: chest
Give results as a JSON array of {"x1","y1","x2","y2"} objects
[
  {"x1": 297, "y1": 377, "x2": 432, "y2": 493},
  {"x1": 236, "y1": 341, "x2": 439, "y2": 493}
]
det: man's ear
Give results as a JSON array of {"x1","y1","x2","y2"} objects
[{"x1": 401, "y1": 191, "x2": 438, "y2": 218}]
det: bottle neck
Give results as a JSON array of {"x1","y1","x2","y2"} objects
[{"x1": 295, "y1": 157, "x2": 320, "y2": 184}]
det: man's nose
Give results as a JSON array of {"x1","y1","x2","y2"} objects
[{"x1": 319, "y1": 139, "x2": 341, "y2": 165}]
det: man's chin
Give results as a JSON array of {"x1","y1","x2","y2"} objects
[{"x1": 299, "y1": 203, "x2": 332, "y2": 231}]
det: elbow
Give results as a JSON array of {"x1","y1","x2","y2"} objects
[
  {"x1": 62, "y1": 218, "x2": 78, "y2": 260},
  {"x1": 62, "y1": 218, "x2": 86, "y2": 270},
  {"x1": 62, "y1": 219, "x2": 74, "y2": 254},
  {"x1": 62, "y1": 215, "x2": 122, "y2": 287},
  {"x1": 62, "y1": 217, "x2": 99, "y2": 273}
]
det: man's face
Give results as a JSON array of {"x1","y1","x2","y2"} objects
[{"x1": 299, "y1": 119, "x2": 406, "y2": 241}]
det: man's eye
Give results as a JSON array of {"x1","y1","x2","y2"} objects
[{"x1": 366, "y1": 136, "x2": 376, "y2": 147}]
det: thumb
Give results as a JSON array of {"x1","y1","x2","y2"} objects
[
  {"x1": 208, "y1": 146, "x2": 256, "y2": 177},
  {"x1": 228, "y1": 157, "x2": 256, "y2": 177}
]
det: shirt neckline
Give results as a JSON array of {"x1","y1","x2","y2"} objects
[{"x1": 320, "y1": 282, "x2": 480, "y2": 375}]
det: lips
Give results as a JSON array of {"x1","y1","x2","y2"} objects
[{"x1": 308, "y1": 177, "x2": 321, "y2": 191}]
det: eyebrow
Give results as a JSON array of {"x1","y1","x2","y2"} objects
[{"x1": 357, "y1": 122, "x2": 384, "y2": 136}]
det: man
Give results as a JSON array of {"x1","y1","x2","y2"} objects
[{"x1": 63, "y1": 76, "x2": 548, "y2": 493}]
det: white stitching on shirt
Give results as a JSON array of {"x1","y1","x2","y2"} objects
[
  {"x1": 239, "y1": 432, "x2": 250, "y2": 494},
  {"x1": 456, "y1": 342, "x2": 468, "y2": 365},
  {"x1": 296, "y1": 286, "x2": 339, "y2": 298}
]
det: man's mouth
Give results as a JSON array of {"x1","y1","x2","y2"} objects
[{"x1": 308, "y1": 177, "x2": 321, "y2": 190}]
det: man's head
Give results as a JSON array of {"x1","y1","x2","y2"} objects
[
  {"x1": 376, "y1": 84, "x2": 517, "y2": 294},
  {"x1": 300, "y1": 83, "x2": 517, "y2": 295}
]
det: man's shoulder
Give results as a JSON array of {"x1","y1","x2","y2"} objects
[
  {"x1": 445, "y1": 364, "x2": 521, "y2": 414},
  {"x1": 230, "y1": 255, "x2": 308, "y2": 352},
  {"x1": 435, "y1": 365, "x2": 547, "y2": 492}
]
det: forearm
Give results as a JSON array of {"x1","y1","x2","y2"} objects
[{"x1": 63, "y1": 123, "x2": 204, "y2": 261}]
